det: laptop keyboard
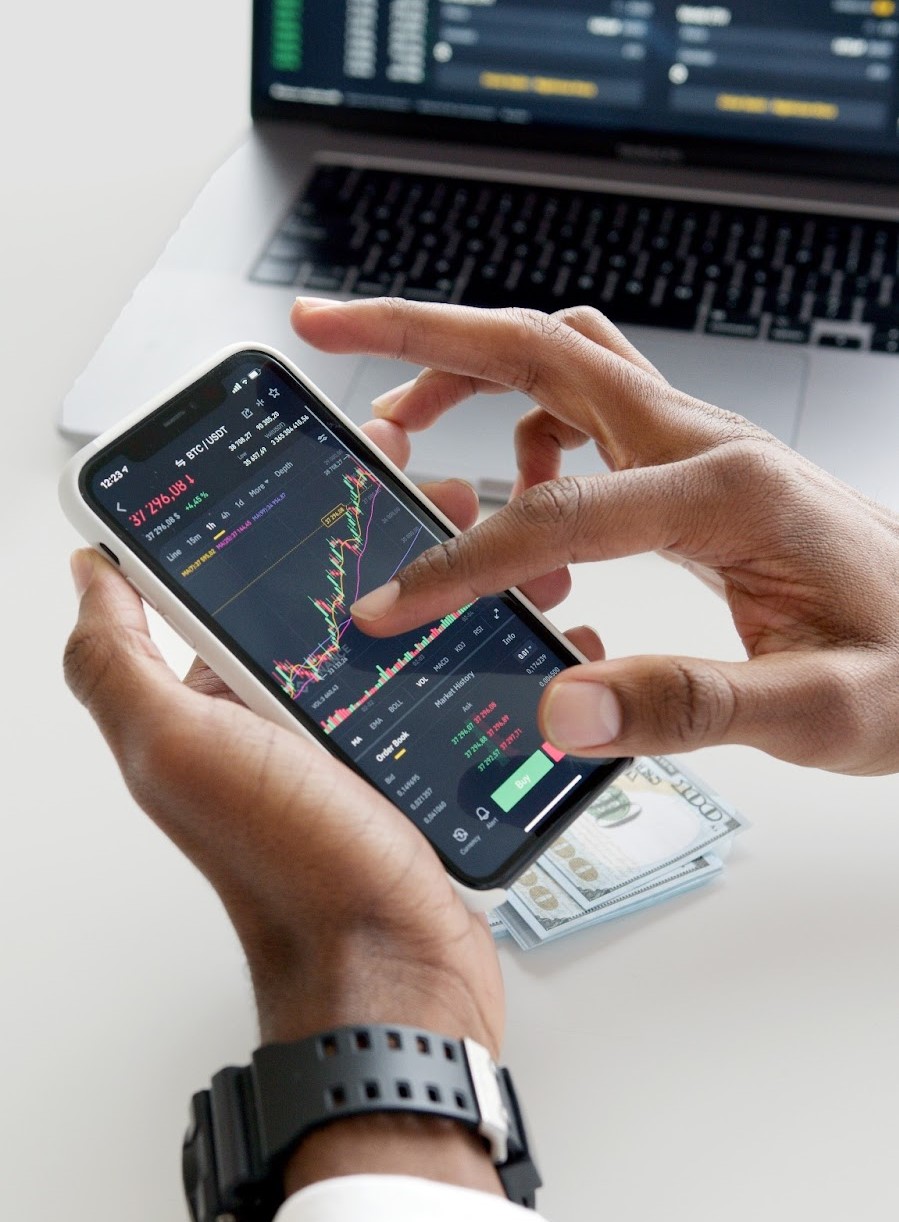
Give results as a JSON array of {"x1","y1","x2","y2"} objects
[{"x1": 252, "y1": 163, "x2": 899, "y2": 355}]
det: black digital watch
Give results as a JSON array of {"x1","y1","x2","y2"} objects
[{"x1": 183, "y1": 1024, "x2": 541, "y2": 1221}]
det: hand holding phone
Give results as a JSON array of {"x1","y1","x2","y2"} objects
[
  {"x1": 60, "y1": 345, "x2": 627, "y2": 905},
  {"x1": 65, "y1": 542, "x2": 511, "y2": 1062}
]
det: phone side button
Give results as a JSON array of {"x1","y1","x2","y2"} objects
[
  {"x1": 162, "y1": 615, "x2": 196, "y2": 652},
  {"x1": 125, "y1": 577, "x2": 157, "y2": 612}
]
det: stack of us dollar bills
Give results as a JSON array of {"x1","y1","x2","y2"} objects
[{"x1": 489, "y1": 756, "x2": 748, "y2": 950}]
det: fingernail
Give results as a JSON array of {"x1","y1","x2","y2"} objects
[
  {"x1": 70, "y1": 550, "x2": 97, "y2": 598},
  {"x1": 294, "y1": 296, "x2": 343, "y2": 310},
  {"x1": 544, "y1": 682, "x2": 622, "y2": 750},
  {"x1": 372, "y1": 378, "x2": 417, "y2": 415},
  {"x1": 351, "y1": 579, "x2": 400, "y2": 622}
]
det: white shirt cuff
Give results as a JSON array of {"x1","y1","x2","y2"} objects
[{"x1": 274, "y1": 1175, "x2": 546, "y2": 1222}]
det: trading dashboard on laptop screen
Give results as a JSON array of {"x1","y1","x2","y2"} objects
[{"x1": 254, "y1": 0, "x2": 899, "y2": 163}]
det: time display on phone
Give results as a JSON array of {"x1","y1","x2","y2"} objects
[{"x1": 83, "y1": 351, "x2": 625, "y2": 889}]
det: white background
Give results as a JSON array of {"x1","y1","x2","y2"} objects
[{"x1": 3, "y1": 2, "x2": 899, "y2": 1220}]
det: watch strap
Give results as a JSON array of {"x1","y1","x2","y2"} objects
[{"x1": 183, "y1": 1025, "x2": 541, "y2": 1221}]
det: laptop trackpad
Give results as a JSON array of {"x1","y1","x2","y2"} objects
[
  {"x1": 342, "y1": 338, "x2": 806, "y2": 496},
  {"x1": 343, "y1": 357, "x2": 534, "y2": 494},
  {"x1": 632, "y1": 332, "x2": 806, "y2": 446}
]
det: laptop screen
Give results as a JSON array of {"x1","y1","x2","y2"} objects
[{"x1": 252, "y1": 1, "x2": 899, "y2": 174}]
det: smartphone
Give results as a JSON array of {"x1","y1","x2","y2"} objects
[{"x1": 60, "y1": 344, "x2": 629, "y2": 907}]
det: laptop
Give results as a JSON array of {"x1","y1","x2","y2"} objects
[{"x1": 60, "y1": 0, "x2": 899, "y2": 508}]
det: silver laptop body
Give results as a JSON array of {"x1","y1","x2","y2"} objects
[{"x1": 60, "y1": 2, "x2": 899, "y2": 509}]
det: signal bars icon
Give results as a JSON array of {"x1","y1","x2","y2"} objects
[{"x1": 232, "y1": 370, "x2": 261, "y2": 393}]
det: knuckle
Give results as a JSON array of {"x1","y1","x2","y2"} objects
[
  {"x1": 600, "y1": 357, "x2": 671, "y2": 432},
  {"x1": 506, "y1": 305, "x2": 557, "y2": 336},
  {"x1": 698, "y1": 407, "x2": 778, "y2": 455},
  {"x1": 795, "y1": 660, "x2": 872, "y2": 767},
  {"x1": 508, "y1": 476, "x2": 593, "y2": 559},
  {"x1": 404, "y1": 537, "x2": 467, "y2": 587},
  {"x1": 515, "y1": 476, "x2": 586, "y2": 530},
  {"x1": 823, "y1": 668, "x2": 863, "y2": 735},
  {"x1": 701, "y1": 435, "x2": 795, "y2": 507},
  {"x1": 63, "y1": 624, "x2": 115, "y2": 711},
  {"x1": 648, "y1": 659, "x2": 737, "y2": 750},
  {"x1": 63, "y1": 620, "x2": 170, "y2": 760},
  {"x1": 513, "y1": 409, "x2": 565, "y2": 471},
  {"x1": 379, "y1": 296, "x2": 414, "y2": 361},
  {"x1": 722, "y1": 433, "x2": 789, "y2": 469},
  {"x1": 553, "y1": 304, "x2": 609, "y2": 333},
  {"x1": 513, "y1": 411, "x2": 537, "y2": 450},
  {"x1": 501, "y1": 307, "x2": 580, "y2": 397}
]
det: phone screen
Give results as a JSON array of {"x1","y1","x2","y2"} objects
[{"x1": 82, "y1": 350, "x2": 625, "y2": 888}]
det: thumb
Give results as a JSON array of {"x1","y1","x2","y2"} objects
[
  {"x1": 539, "y1": 650, "x2": 868, "y2": 770},
  {"x1": 64, "y1": 548, "x2": 186, "y2": 749}
]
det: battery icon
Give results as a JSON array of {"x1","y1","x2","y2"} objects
[{"x1": 248, "y1": 369, "x2": 260, "y2": 380}]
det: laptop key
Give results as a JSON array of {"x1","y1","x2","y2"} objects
[
  {"x1": 817, "y1": 333, "x2": 862, "y2": 349},
  {"x1": 705, "y1": 311, "x2": 761, "y2": 339},
  {"x1": 648, "y1": 301, "x2": 700, "y2": 330},
  {"x1": 252, "y1": 258, "x2": 301, "y2": 285},
  {"x1": 400, "y1": 287, "x2": 451, "y2": 302},
  {"x1": 769, "y1": 318, "x2": 811, "y2": 344},
  {"x1": 297, "y1": 264, "x2": 351, "y2": 292},
  {"x1": 862, "y1": 303, "x2": 899, "y2": 327},
  {"x1": 265, "y1": 164, "x2": 899, "y2": 357},
  {"x1": 812, "y1": 295, "x2": 854, "y2": 322},
  {"x1": 603, "y1": 293, "x2": 697, "y2": 331},
  {"x1": 352, "y1": 271, "x2": 397, "y2": 297},
  {"x1": 871, "y1": 329, "x2": 899, "y2": 353},
  {"x1": 265, "y1": 234, "x2": 307, "y2": 262}
]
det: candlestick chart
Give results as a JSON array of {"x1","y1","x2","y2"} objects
[
  {"x1": 317, "y1": 603, "x2": 472, "y2": 734},
  {"x1": 270, "y1": 462, "x2": 466, "y2": 732},
  {"x1": 273, "y1": 465, "x2": 377, "y2": 700}
]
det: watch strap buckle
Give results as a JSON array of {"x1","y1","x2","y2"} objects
[{"x1": 463, "y1": 1037, "x2": 510, "y2": 1164}]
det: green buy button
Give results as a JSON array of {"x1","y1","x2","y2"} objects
[{"x1": 491, "y1": 749, "x2": 554, "y2": 813}]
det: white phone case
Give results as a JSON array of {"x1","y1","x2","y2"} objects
[{"x1": 59, "y1": 342, "x2": 593, "y2": 913}]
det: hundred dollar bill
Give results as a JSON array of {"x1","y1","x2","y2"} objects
[
  {"x1": 497, "y1": 854, "x2": 724, "y2": 951},
  {"x1": 539, "y1": 755, "x2": 746, "y2": 910}
]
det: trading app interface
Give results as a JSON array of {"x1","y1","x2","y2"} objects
[
  {"x1": 259, "y1": 0, "x2": 899, "y2": 157},
  {"x1": 86, "y1": 354, "x2": 620, "y2": 886}
]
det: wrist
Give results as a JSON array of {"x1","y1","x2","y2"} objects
[
  {"x1": 282, "y1": 1111, "x2": 504, "y2": 1199},
  {"x1": 252, "y1": 934, "x2": 503, "y2": 1059}
]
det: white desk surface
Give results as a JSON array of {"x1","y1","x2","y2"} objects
[{"x1": 3, "y1": 3, "x2": 899, "y2": 1220}]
